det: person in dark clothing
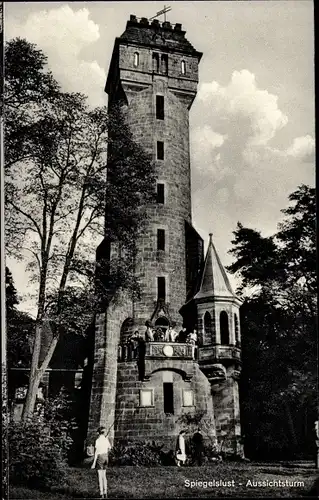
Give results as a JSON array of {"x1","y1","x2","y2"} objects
[
  {"x1": 192, "y1": 428, "x2": 204, "y2": 466},
  {"x1": 178, "y1": 327, "x2": 187, "y2": 343}
]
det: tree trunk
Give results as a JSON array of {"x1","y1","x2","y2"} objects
[
  {"x1": 285, "y1": 401, "x2": 298, "y2": 451},
  {"x1": 22, "y1": 321, "x2": 43, "y2": 420},
  {"x1": 22, "y1": 321, "x2": 59, "y2": 420}
]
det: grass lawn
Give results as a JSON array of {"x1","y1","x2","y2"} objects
[{"x1": 9, "y1": 463, "x2": 317, "y2": 499}]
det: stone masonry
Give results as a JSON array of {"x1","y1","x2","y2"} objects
[{"x1": 87, "y1": 15, "x2": 243, "y2": 456}]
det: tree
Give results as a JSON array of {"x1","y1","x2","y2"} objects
[
  {"x1": 227, "y1": 185, "x2": 317, "y2": 459},
  {"x1": 5, "y1": 39, "x2": 155, "y2": 419}
]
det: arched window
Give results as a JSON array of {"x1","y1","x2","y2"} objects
[
  {"x1": 152, "y1": 53, "x2": 159, "y2": 72},
  {"x1": 134, "y1": 52, "x2": 139, "y2": 67},
  {"x1": 234, "y1": 313, "x2": 239, "y2": 346},
  {"x1": 204, "y1": 311, "x2": 215, "y2": 344},
  {"x1": 181, "y1": 60, "x2": 186, "y2": 75},
  {"x1": 220, "y1": 311, "x2": 230, "y2": 345}
]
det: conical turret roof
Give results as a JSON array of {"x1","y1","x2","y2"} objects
[{"x1": 194, "y1": 233, "x2": 236, "y2": 300}]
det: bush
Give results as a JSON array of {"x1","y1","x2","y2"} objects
[
  {"x1": 109, "y1": 441, "x2": 160, "y2": 466},
  {"x1": 109, "y1": 440, "x2": 174, "y2": 467},
  {"x1": 9, "y1": 394, "x2": 73, "y2": 488}
]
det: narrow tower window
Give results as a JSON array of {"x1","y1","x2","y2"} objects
[
  {"x1": 161, "y1": 54, "x2": 168, "y2": 74},
  {"x1": 156, "y1": 183, "x2": 165, "y2": 204},
  {"x1": 157, "y1": 141, "x2": 164, "y2": 160},
  {"x1": 134, "y1": 52, "x2": 139, "y2": 67},
  {"x1": 152, "y1": 53, "x2": 159, "y2": 72},
  {"x1": 157, "y1": 229, "x2": 165, "y2": 251},
  {"x1": 181, "y1": 60, "x2": 186, "y2": 74},
  {"x1": 220, "y1": 311, "x2": 230, "y2": 345},
  {"x1": 234, "y1": 313, "x2": 239, "y2": 345},
  {"x1": 163, "y1": 382, "x2": 174, "y2": 414},
  {"x1": 156, "y1": 95, "x2": 164, "y2": 120},
  {"x1": 157, "y1": 277, "x2": 166, "y2": 300}
]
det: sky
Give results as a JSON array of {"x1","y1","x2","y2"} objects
[{"x1": 4, "y1": 1, "x2": 315, "y2": 315}]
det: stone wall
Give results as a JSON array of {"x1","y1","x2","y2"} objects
[
  {"x1": 86, "y1": 295, "x2": 133, "y2": 447},
  {"x1": 114, "y1": 359, "x2": 216, "y2": 447},
  {"x1": 121, "y1": 77, "x2": 194, "y2": 331},
  {"x1": 212, "y1": 367, "x2": 241, "y2": 453}
]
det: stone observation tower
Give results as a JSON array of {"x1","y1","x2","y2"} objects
[{"x1": 87, "y1": 14, "x2": 243, "y2": 454}]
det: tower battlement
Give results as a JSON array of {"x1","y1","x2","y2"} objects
[
  {"x1": 116, "y1": 14, "x2": 202, "y2": 58},
  {"x1": 128, "y1": 14, "x2": 183, "y2": 33}
]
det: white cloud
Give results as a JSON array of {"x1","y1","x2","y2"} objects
[
  {"x1": 286, "y1": 135, "x2": 315, "y2": 162},
  {"x1": 6, "y1": 5, "x2": 106, "y2": 107},
  {"x1": 191, "y1": 68, "x2": 314, "y2": 261},
  {"x1": 197, "y1": 70, "x2": 288, "y2": 147}
]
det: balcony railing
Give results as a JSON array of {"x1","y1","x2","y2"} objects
[
  {"x1": 198, "y1": 344, "x2": 241, "y2": 363},
  {"x1": 118, "y1": 341, "x2": 196, "y2": 362},
  {"x1": 118, "y1": 342, "x2": 240, "y2": 363}
]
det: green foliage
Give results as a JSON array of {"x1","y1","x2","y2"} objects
[
  {"x1": 227, "y1": 184, "x2": 317, "y2": 460},
  {"x1": 9, "y1": 393, "x2": 73, "y2": 488}
]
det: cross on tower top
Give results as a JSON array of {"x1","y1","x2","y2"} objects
[{"x1": 149, "y1": 5, "x2": 172, "y2": 22}]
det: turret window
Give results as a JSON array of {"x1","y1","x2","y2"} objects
[
  {"x1": 157, "y1": 141, "x2": 164, "y2": 160},
  {"x1": 220, "y1": 311, "x2": 230, "y2": 344},
  {"x1": 156, "y1": 95, "x2": 164, "y2": 120},
  {"x1": 157, "y1": 229, "x2": 165, "y2": 251},
  {"x1": 204, "y1": 311, "x2": 216, "y2": 344},
  {"x1": 134, "y1": 52, "x2": 139, "y2": 67},
  {"x1": 156, "y1": 183, "x2": 165, "y2": 204},
  {"x1": 234, "y1": 313, "x2": 240, "y2": 346},
  {"x1": 181, "y1": 60, "x2": 186, "y2": 75}
]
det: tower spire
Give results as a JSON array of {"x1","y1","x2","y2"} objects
[{"x1": 195, "y1": 233, "x2": 235, "y2": 299}]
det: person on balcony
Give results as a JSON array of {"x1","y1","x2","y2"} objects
[
  {"x1": 186, "y1": 329, "x2": 197, "y2": 344},
  {"x1": 178, "y1": 327, "x2": 187, "y2": 343},
  {"x1": 187, "y1": 329, "x2": 198, "y2": 358},
  {"x1": 165, "y1": 322, "x2": 178, "y2": 342},
  {"x1": 145, "y1": 321, "x2": 154, "y2": 342},
  {"x1": 129, "y1": 331, "x2": 140, "y2": 359},
  {"x1": 153, "y1": 327, "x2": 163, "y2": 341}
]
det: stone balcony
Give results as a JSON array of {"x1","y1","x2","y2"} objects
[
  {"x1": 198, "y1": 344, "x2": 241, "y2": 364},
  {"x1": 145, "y1": 342, "x2": 194, "y2": 360},
  {"x1": 118, "y1": 341, "x2": 195, "y2": 362},
  {"x1": 198, "y1": 345, "x2": 241, "y2": 385}
]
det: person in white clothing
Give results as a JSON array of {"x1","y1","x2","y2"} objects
[
  {"x1": 91, "y1": 427, "x2": 111, "y2": 498},
  {"x1": 175, "y1": 430, "x2": 187, "y2": 466},
  {"x1": 145, "y1": 321, "x2": 154, "y2": 341},
  {"x1": 165, "y1": 322, "x2": 178, "y2": 342}
]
